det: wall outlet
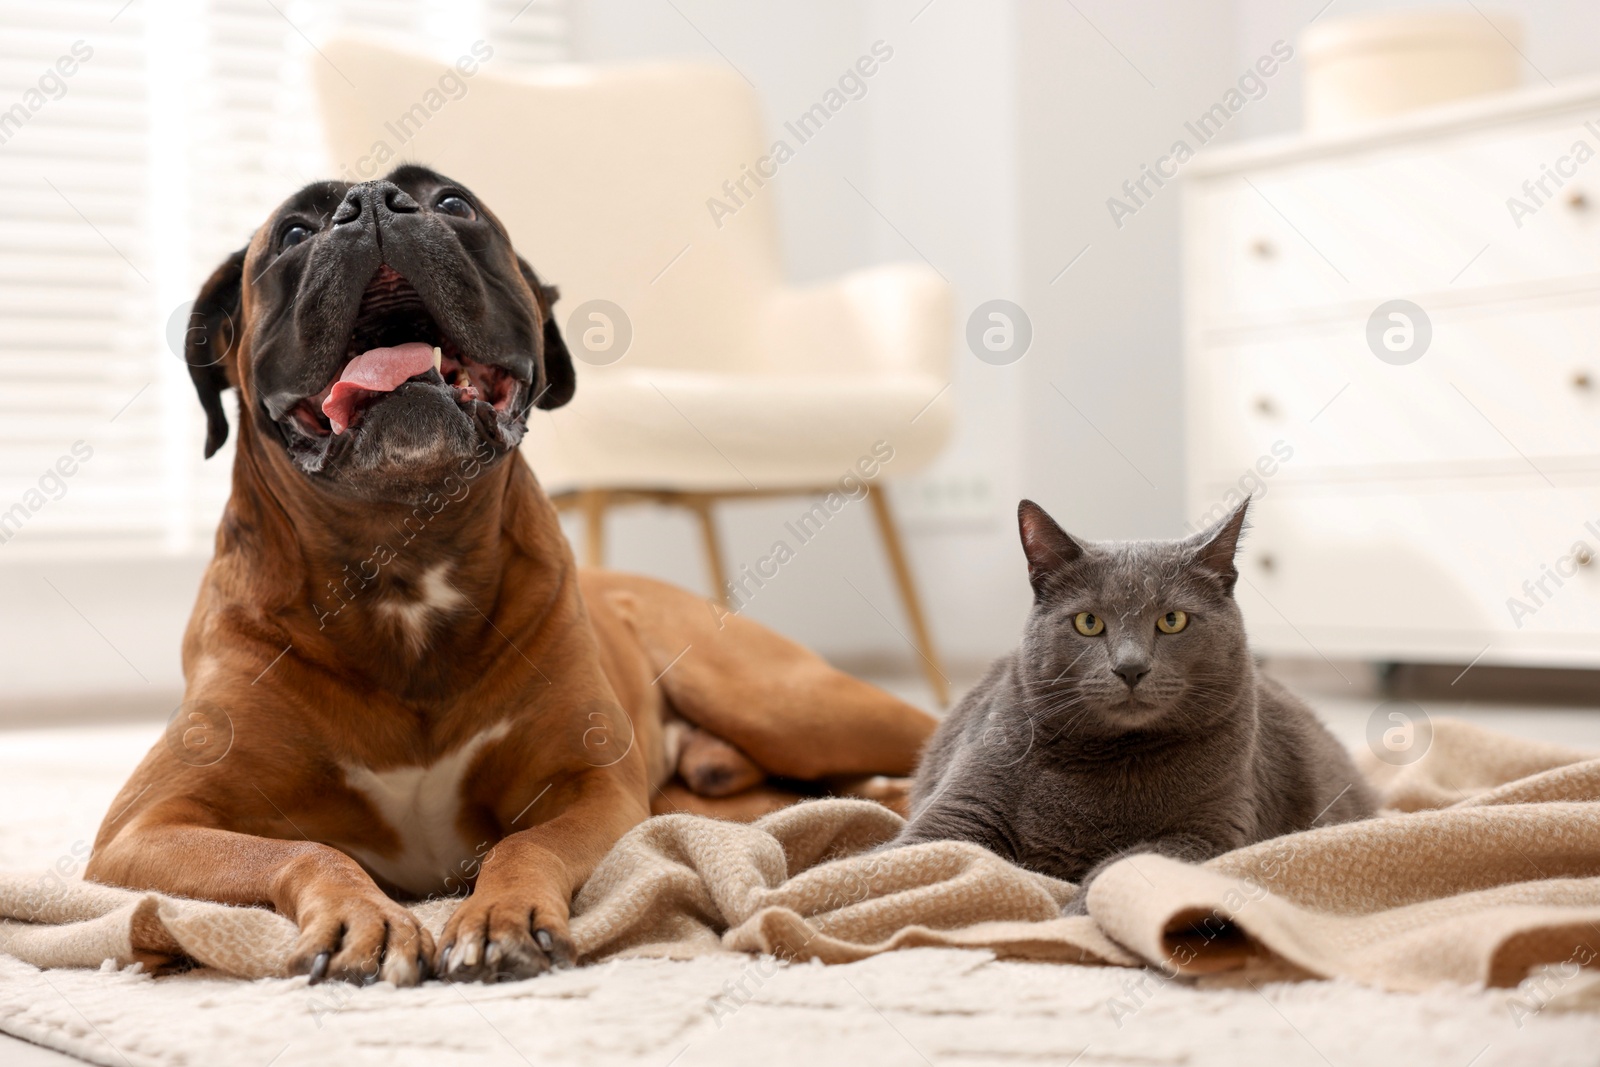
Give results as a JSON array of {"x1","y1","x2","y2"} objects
[{"x1": 893, "y1": 471, "x2": 998, "y2": 529}]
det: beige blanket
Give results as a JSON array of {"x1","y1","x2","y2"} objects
[{"x1": 1, "y1": 718, "x2": 1596, "y2": 994}]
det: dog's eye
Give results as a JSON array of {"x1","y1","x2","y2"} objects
[
  {"x1": 280, "y1": 224, "x2": 313, "y2": 250},
  {"x1": 436, "y1": 194, "x2": 476, "y2": 220},
  {"x1": 1157, "y1": 610, "x2": 1189, "y2": 634}
]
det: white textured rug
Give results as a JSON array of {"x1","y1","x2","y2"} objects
[
  {"x1": 0, "y1": 723, "x2": 1597, "y2": 1066},
  {"x1": 7, "y1": 947, "x2": 1600, "y2": 1067}
]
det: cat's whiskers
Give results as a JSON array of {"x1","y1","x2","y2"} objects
[
  {"x1": 1030, "y1": 691, "x2": 1102, "y2": 747},
  {"x1": 1013, "y1": 692, "x2": 1091, "y2": 741},
  {"x1": 1045, "y1": 647, "x2": 1090, "y2": 686},
  {"x1": 1155, "y1": 678, "x2": 1249, "y2": 737},
  {"x1": 1017, "y1": 687, "x2": 1095, "y2": 724}
]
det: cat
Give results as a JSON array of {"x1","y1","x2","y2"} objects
[{"x1": 892, "y1": 498, "x2": 1375, "y2": 906}]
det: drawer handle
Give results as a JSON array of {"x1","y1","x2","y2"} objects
[
  {"x1": 1258, "y1": 553, "x2": 1276, "y2": 573},
  {"x1": 1569, "y1": 190, "x2": 1589, "y2": 211},
  {"x1": 1254, "y1": 396, "x2": 1278, "y2": 416},
  {"x1": 1250, "y1": 238, "x2": 1276, "y2": 259},
  {"x1": 1575, "y1": 371, "x2": 1593, "y2": 391},
  {"x1": 1578, "y1": 547, "x2": 1595, "y2": 568}
]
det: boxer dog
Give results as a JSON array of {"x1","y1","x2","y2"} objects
[{"x1": 86, "y1": 165, "x2": 935, "y2": 986}]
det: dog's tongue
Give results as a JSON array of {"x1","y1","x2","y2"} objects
[{"x1": 322, "y1": 342, "x2": 437, "y2": 434}]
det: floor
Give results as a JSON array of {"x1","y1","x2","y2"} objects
[
  {"x1": 1, "y1": 669, "x2": 1595, "y2": 1065},
  {"x1": 4, "y1": 1035, "x2": 75, "y2": 1066}
]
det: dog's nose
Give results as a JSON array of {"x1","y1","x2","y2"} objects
[
  {"x1": 1113, "y1": 661, "x2": 1150, "y2": 688},
  {"x1": 331, "y1": 181, "x2": 420, "y2": 227}
]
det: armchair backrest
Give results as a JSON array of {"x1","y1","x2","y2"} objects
[{"x1": 316, "y1": 38, "x2": 783, "y2": 373}]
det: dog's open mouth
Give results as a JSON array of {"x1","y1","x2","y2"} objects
[{"x1": 287, "y1": 266, "x2": 521, "y2": 438}]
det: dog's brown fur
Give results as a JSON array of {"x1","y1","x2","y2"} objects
[{"x1": 86, "y1": 172, "x2": 934, "y2": 985}]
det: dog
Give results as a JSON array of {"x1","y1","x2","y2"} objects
[{"x1": 85, "y1": 165, "x2": 936, "y2": 986}]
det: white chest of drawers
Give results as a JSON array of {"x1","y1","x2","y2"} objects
[{"x1": 1183, "y1": 80, "x2": 1600, "y2": 669}]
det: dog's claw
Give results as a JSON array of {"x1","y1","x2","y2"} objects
[
  {"x1": 308, "y1": 951, "x2": 331, "y2": 985},
  {"x1": 534, "y1": 927, "x2": 575, "y2": 969}
]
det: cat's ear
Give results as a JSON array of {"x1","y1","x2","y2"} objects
[
  {"x1": 1018, "y1": 499, "x2": 1085, "y2": 595},
  {"x1": 1189, "y1": 497, "x2": 1251, "y2": 593}
]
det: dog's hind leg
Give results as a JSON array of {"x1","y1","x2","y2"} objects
[
  {"x1": 650, "y1": 780, "x2": 812, "y2": 819},
  {"x1": 583, "y1": 571, "x2": 937, "y2": 783},
  {"x1": 675, "y1": 724, "x2": 766, "y2": 797},
  {"x1": 827, "y1": 774, "x2": 915, "y2": 818}
]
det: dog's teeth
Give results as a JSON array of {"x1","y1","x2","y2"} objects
[{"x1": 431, "y1": 346, "x2": 442, "y2": 372}]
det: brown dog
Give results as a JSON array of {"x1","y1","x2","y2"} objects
[{"x1": 85, "y1": 166, "x2": 935, "y2": 986}]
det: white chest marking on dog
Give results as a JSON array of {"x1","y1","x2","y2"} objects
[
  {"x1": 378, "y1": 561, "x2": 468, "y2": 652},
  {"x1": 340, "y1": 720, "x2": 512, "y2": 897}
]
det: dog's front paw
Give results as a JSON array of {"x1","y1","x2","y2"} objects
[
  {"x1": 436, "y1": 890, "x2": 576, "y2": 982},
  {"x1": 289, "y1": 892, "x2": 433, "y2": 987}
]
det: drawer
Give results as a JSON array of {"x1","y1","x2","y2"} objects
[
  {"x1": 1225, "y1": 486, "x2": 1600, "y2": 665},
  {"x1": 1187, "y1": 114, "x2": 1600, "y2": 326},
  {"x1": 1188, "y1": 298, "x2": 1600, "y2": 484}
]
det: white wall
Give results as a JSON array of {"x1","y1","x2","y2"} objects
[
  {"x1": 0, "y1": 556, "x2": 203, "y2": 704},
  {"x1": 1014, "y1": 0, "x2": 1238, "y2": 547}
]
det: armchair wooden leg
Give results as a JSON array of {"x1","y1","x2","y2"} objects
[
  {"x1": 688, "y1": 496, "x2": 730, "y2": 608},
  {"x1": 867, "y1": 488, "x2": 950, "y2": 708},
  {"x1": 580, "y1": 490, "x2": 609, "y2": 568}
]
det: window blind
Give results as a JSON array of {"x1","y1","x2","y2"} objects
[
  {"x1": 0, "y1": 1, "x2": 160, "y2": 552},
  {"x1": 0, "y1": 0, "x2": 567, "y2": 556}
]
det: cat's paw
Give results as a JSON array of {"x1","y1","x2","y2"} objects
[{"x1": 1062, "y1": 856, "x2": 1122, "y2": 918}]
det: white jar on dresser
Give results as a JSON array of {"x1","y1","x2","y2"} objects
[{"x1": 1183, "y1": 79, "x2": 1600, "y2": 670}]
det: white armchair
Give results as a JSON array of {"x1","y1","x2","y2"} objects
[{"x1": 316, "y1": 40, "x2": 955, "y2": 702}]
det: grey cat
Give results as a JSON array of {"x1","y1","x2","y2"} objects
[{"x1": 894, "y1": 498, "x2": 1374, "y2": 903}]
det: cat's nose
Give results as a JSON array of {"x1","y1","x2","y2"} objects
[{"x1": 1114, "y1": 662, "x2": 1150, "y2": 688}]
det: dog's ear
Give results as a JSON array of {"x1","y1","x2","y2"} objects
[
  {"x1": 517, "y1": 256, "x2": 575, "y2": 410},
  {"x1": 185, "y1": 248, "x2": 247, "y2": 458}
]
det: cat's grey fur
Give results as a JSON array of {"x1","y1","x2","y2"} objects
[{"x1": 894, "y1": 498, "x2": 1374, "y2": 902}]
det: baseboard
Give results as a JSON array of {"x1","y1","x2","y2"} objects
[
  {"x1": 823, "y1": 651, "x2": 991, "y2": 690},
  {"x1": 1262, "y1": 656, "x2": 1600, "y2": 707},
  {"x1": 0, "y1": 689, "x2": 180, "y2": 729}
]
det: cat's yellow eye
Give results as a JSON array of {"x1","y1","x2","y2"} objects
[
  {"x1": 1157, "y1": 610, "x2": 1188, "y2": 634},
  {"x1": 1073, "y1": 612, "x2": 1105, "y2": 636}
]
